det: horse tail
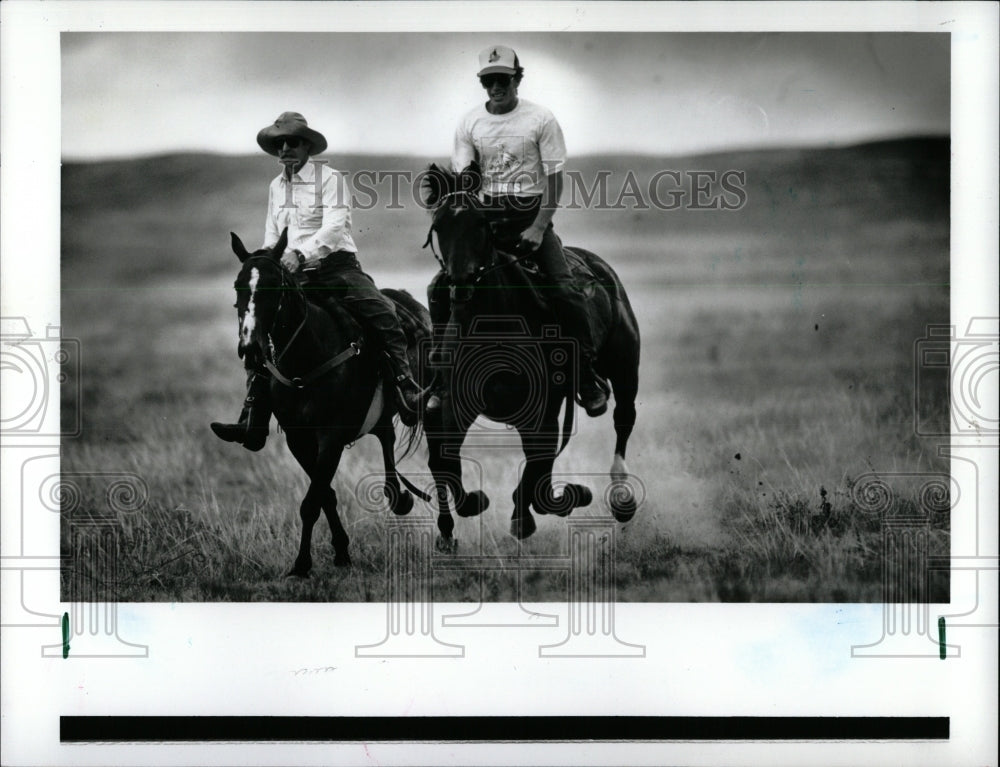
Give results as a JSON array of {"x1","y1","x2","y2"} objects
[
  {"x1": 565, "y1": 246, "x2": 636, "y2": 336},
  {"x1": 394, "y1": 418, "x2": 424, "y2": 463},
  {"x1": 381, "y1": 288, "x2": 432, "y2": 462}
]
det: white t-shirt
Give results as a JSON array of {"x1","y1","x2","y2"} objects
[{"x1": 452, "y1": 98, "x2": 567, "y2": 197}]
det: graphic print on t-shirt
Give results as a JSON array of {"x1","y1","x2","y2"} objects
[
  {"x1": 477, "y1": 135, "x2": 532, "y2": 195},
  {"x1": 486, "y1": 142, "x2": 516, "y2": 176}
]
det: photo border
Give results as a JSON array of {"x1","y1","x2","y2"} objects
[{"x1": 2, "y1": 2, "x2": 997, "y2": 765}]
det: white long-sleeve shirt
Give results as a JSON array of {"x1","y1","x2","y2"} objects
[{"x1": 263, "y1": 160, "x2": 357, "y2": 262}]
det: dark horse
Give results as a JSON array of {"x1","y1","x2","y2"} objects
[
  {"x1": 229, "y1": 229, "x2": 431, "y2": 575},
  {"x1": 422, "y1": 166, "x2": 641, "y2": 546}
]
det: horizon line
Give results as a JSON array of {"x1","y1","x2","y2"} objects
[{"x1": 60, "y1": 132, "x2": 949, "y2": 166}]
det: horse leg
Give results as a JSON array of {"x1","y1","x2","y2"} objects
[
  {"x1": 376, "y1": 423, "x2": 413, "y2": 516},
  {"x1": 602, "y1": 327, "x2": 640, "y2": 523},
  {"x1": 425, "y1": 403, "x2": 486, "y2": 551},
  {"x1": 512, "y1": 414, "x2": 593, "y2": 540},
  {"x1": 286, "y1": 432, "x2": 348, "y2": 574},
  {"x1": 510, "y1": 430, "x2": 542, "y2": 540},
  {"x1": 284, "y1": 430, "x2": 322, "y2": 576},
  {"x1": 313, "y1": 437, "x2": 350, "y2": 566}
]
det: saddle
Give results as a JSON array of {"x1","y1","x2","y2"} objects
[
  {"x1": 495, "y1": 244, "x2": 602, "y2": 306},
  {"x1": 487, "y1": 219, "x2": 601, "y2": 304}
]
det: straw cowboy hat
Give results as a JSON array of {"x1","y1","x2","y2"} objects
[{"x1": 256, "y1": 112, "x2": 328, "y2": 156}]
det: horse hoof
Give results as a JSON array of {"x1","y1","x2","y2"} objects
[
  {"x1": 392, "y1": 491, "x2": 414, "y2": 517},
  {"x1": 457, "y1": 489, "x2": 490, "y2": 518},
  {"x1": 287, "y1": 567, "x2": 311, "y2": 579},
  {"x1": 435, "y1": 536, "x2": 458, "y2": 554},
  {"x1": 334, "y1": 553, "x2": 352, "y2": 567},
  {"x1": 567, "y1": 483, "x2": 593, "y2": 508},
  {"x1": 608, "y1": 481, "x2": 637, "y2": 523},
  {"x1": 510, "y1": 513, "x2": 537, "y2": 540},
  {"x1": 536, "y1": 484, "x2": 592, "y2": 516}
]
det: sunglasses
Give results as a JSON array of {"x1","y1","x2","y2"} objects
[
  {"x1": 479, "y1": 74, "x2": 514, "y2": 89},
  {"x1": 278, "y1": 136, "x2": 304, "y2": 149}
]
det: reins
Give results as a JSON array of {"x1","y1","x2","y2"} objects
[
  {"x1": 421, "y1": 192, "x2": 576, "y2": 457},
  {"x1": 244, "y1": 255, "x2": 361, "y2": 389},
  {"x1": 422, "y1": 191, "x2": 539, "y2": 296},
  {"x1": 241, "y1": 255, "x2": 432, "y2": 503}
]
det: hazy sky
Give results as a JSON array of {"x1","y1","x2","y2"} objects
[{"x1": 62, "y1": 32, "x2": 949, "y2": 160}]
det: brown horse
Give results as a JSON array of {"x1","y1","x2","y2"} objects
[
  {"x1": 229, "y1": 230, "x2": 430, "y2": 575},
  {"x1": 421, "y1": 166, "x2": 641, "y2": 548}
]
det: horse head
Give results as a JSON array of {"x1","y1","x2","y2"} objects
[
  {"x1": 230, "y1": 228, "x2": 298, "y2": 362},
  {"x1": 422, "y1": 162, "x2": 497, "y2": 300}
]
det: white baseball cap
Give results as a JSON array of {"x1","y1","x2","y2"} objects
[{"x1": 477, "y1": 45, "x2": 519, "y2": 76}]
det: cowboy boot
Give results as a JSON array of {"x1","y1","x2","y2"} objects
[
  {"x1": 381, "y1": 353, "x2": 423, "y2": 427},
  {"x1": 210, "y1": 371, "x2": 272, "y2": 451}
]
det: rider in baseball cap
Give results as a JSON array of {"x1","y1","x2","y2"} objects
[{"x1": 477, "y1": 45, "x2": 522, "y2": 77}]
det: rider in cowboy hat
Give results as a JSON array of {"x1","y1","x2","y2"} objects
[
  {"x1": 426, "y1": 46, "x2": 608, "y2": 417},
  {"x1": 211, "y1": 111, "x2": 425, "y2": 450}
]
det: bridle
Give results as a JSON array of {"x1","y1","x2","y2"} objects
[
  {"x1": 422, "y1": 191, "x2": 538, "y2": 304},
  {"x1": 420, "y1": 191, "x2": 577, "y2": 457},
  {"x1": 241, "y1": 255, "x2": 361, "y2": 389}
]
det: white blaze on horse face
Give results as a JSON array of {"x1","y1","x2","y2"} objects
[{"x1": 240, "y1": 267, "x2": 260, "y2": 348}]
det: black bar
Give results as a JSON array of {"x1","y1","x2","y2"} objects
[{"x1": 60, "y1": 716, "x2": 949, "y2": 742}]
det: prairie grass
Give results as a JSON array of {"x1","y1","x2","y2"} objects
[{"x1": 60, "y1": 139, "x2": 949, "y2": 601}]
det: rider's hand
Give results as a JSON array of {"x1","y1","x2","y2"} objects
[
  {"x1": 518, "y1": 224, "x2": 546, "y2": 253},
  {"x1": 280, "y1": 249, "x2": 304, "y2": 272}
]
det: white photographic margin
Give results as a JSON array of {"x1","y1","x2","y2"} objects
[{"x1": 1, "y1": 1, "x2": 997, "y2": 766}]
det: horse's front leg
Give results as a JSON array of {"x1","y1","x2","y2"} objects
[
  {"x1": 315, "y1": 439, "x2": 350, "y2": 567},
  {"x1": 511, "y1": 424, "x2": 556, "y2": 540},
  {"x1": 425, "y1": 401, "x2": 486, "y2": 552},
  {"x1": 514, "y1": 416, "x2": 593, "y2": 539},
  {"x1": 287, "y1": 434, "x2": 347, "y2": 576}
]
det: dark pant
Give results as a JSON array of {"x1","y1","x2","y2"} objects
[{"x1": 302, "y1": 252, "x2": 413, "y2": 378}]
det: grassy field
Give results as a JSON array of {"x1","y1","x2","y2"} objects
[{"x1": 60, "y1": 137, "x2": 950, "y2": 601}]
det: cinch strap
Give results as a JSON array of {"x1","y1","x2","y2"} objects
[{"x1": 265, "y1": 340, "x2": 362, "y2": 389}]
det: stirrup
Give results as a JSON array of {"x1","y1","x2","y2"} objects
[{"x1": 393, "y1": 375, "x2": 426, "y2": 425}]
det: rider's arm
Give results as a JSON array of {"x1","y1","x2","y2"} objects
[
  {"x1": 300, "y1": 168, "x2": 351, "y2": 261},
  {"x1": 262, "y1": 179, "x2": 281, "y2": 250},
  {"x1": 452, "y1": 118, "x2": 477, "y2": 174},
  {"x1": 522, "y1": 110, "x2": 566, "y2": 243},
  {"x1": 531, "y1": 170, "x2": 563, "y2": 231}
]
